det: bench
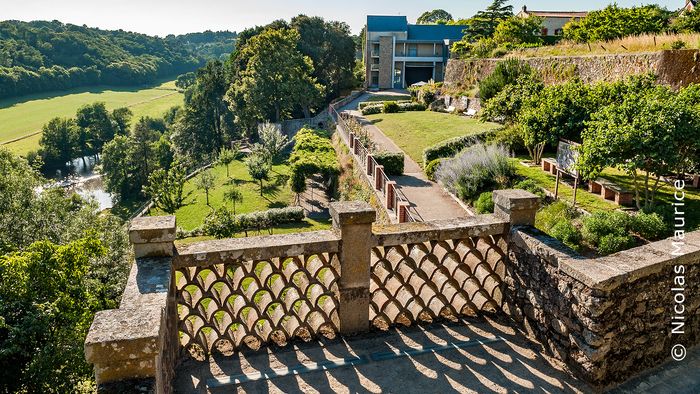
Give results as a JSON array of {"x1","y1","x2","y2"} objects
[
  {"x1": 541, "y1": 158, "x2": 558, "y2": 175},
  {"x1": 589, "y1": 178, "x2": 634, "y2": 206}
]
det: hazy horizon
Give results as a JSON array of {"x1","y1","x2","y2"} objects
[{"x1": 2, "y1": 0, "x2": 684, "y2": 36}]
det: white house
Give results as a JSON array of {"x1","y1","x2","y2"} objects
[{"x1": 516, "y1": 6, "x2": 588, "y2": 36}]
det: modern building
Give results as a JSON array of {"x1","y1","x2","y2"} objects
[
  {"x1": 364, "y1": 15, "x2": 468, "y2": 89},
  {"x1": 516, "y1": 6, "x2": 588, "y2": 36}
]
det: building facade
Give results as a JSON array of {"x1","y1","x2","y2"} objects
[
  {"x1": 364, "y1": 16, "x2": 467, "y2": 89},
  {"x1": 516, "y1": 6, "x2": 588, "y2": 36}
]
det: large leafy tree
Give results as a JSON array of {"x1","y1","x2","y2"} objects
[
  {"x1": 39, "y1": 117, "x2": 79, "y2": 167},
  {"x1": 578, "y1": 86, "x2": 700, "y2": 209},
  {"x1": 100, "y1": 135, "x2": 137, "y2": 198},
  {"x1": 672, "y1": 7, "x2": 700, "y2": 33},
  {"x1": 563, "y1": 4, "x2": 670, "y2": 42},
  {"x1": 493, "y1": 15, "x2": 544, "y2": 45},
  {"x1": 417, "y1": 9, "x2": 454, "y2": 24},
  {"x1": 75, "y1": 102, "x2": 118, "y2": 156},
  {"x1": 143, "y1": 163, "x2": 190, "y2": 214},
  {"x1": 463, "y1": 0, "x2": 513, "y2": 41},
  {"x1": 227, "y1": 28, "x2": 323, "y2": 124}
]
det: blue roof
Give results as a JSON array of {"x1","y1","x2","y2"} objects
[
  {"x1": 367, "y1": 15, "x2": 408, "y2": 32},
  {"x1": 406, "y1": 24, "x2": 467, "y2": 41}
]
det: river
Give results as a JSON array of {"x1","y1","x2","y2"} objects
[{"x1": 47, "y1": 156, "x2": 114, "y2": 211}]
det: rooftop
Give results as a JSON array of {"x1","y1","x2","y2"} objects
[
  {"x1": 367, "y1": 15, "x2": 468, "y2": 42},
  {"x1": 518, "y1": 7, "x2": 589, "y2": 18}
]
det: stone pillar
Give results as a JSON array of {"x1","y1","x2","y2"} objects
[
  {"x1": 374, "y1": 165, "x2": 384, "y2": 190},
  {"x1": 349, "y1": 132, "x2": 355, "y2": 149},
  {"x1": 493, "y1": 189, "x2": 539, "y2": 226},
  {"x1": 397, "y1": 201, "x2": 410, "y2": 223},
  {"x1": 385, "y1": 181, "x2": 396, "y2": 210},
  {"x1": 129, "y1": 216, "x2": 176, "y2": 258},
  {"x1": 330, "y1": 201, "x2": 376, "y2": 334},
  {"x1": 366, "y1": 154, "x2": 374, "y2": 176}
]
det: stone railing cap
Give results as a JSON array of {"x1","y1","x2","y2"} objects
[
  {"x1": 129, "y1": 216, "x2": 176, "y2": 244},
  {"x1": 330, "y1": 201, "x2": 376, "y2": 225},
  {"x1": 84, "y1": 307, "x2": 162, "y2": 364},
  {"x1": 493, "y1": 189, "x2": 539, "y2": 210}
]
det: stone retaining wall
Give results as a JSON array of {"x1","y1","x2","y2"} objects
[
  {"x1": 505, "y1": 227, "x2": 700, "y2": 389},
  {"x1": 444, "y1": 50, "x2": 700, "y2": 91}
]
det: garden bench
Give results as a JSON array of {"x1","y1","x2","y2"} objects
[
  {"x1": 541, "y1": 158, "x2": 557, "y2": 175},
  {"x1": 589, "y1": 178, "x2": 634, "y2": 206}
]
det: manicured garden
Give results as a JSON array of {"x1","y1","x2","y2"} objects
[{"x1": 366, "y1": 111, "x2": 500, "y2": 165}]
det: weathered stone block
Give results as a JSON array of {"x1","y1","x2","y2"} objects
[
  {"x1": 129, "y1": 216, "x2": 176, "y2": 244},
  {"x1": 330, "y1": 201, "x2": 376, "y2": 226}
]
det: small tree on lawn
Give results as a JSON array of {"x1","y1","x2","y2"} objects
[
  {"x1": 218, "y1": 147, "x2": 237, "y2": 178},
  {"x1": 195, "y1": 170, "x2": 216, "y2": 206},
  {"x1": 143, "y1": 163, "x2": 191, "y2": 214},
  {"x1": 290, "y1": 171, "x2": 307, "y2": 205},
  {"x1": 223, "y1": 187, "x2": 244, "y2": 214},
  {"x1": 246, "y1": 153, "x2": 271, "y2": 196},
  {"x1": 578, "y1": 86, "x2": 700, "y2": 210},
  {"x1": 255, "y1": 122, "x2": 288, "y2": 163}
]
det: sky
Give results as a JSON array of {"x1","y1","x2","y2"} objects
[{"x1": 1, "y1": 0, "x2": 685, "y2": 36}]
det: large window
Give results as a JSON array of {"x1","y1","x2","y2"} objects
[{"x1": 408, "y1": 44, "x2": 417, "y2": 57}]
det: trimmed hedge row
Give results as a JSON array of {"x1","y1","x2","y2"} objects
[
  {"x1": 360, "y1": 101, "x2": 427, "y2": 116},
  {"x1": 203, "y1": 206, "x2": 305, "y2": 239},
  {"x1": 422, "y1": 129, "x2": 499, "y2": 165},
  {"x1": 358, "y1": 100, "x2": 411, "y2": 110},
  {"x1": 373, "y1": 151, "x2": 404, "y2": 175}
]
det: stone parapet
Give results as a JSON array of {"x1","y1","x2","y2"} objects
[
  {"x1": 505, "y1": 227, "x2": 700, "y2": 388},
  {"x1": 493, "y1": 189, "x2": 539, "y2": 226}
]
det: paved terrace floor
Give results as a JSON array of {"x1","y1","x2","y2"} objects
[
  {"x1": 174, "y1": 316, "x2": 592, "y2": 393},
  {"x1": 338, "y1": 92, "x2": 469, "y2": 222}
]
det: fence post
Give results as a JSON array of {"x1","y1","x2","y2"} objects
[
  {"x1": 366, "y1": 154, "x2": 374, "y2": 176},
  {"x1": 329, "y1": 201, "x2": 376, "y2": 335},
  {"x1": 374, "y1": 165, "x2": 384, "y2": 190},
  {"x1": 493, "y1": 189, "x2": 539, "y2": 226},
  {"x1": 349, "y1": 132, "x2": 355, "y2": 149},
  {"x1": 397, "y1": 201, "x2": 410, "y2": 223},
  {"x1": 386, "y1": 181, "x2": 396, "y2": 210}
]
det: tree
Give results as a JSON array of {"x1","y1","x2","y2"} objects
[
  {"x1": 131, "y1": 116, "x2": 165, "y2": 188},
  {"x1": 563, "y1": 4, "x2": 670, "y2": 42},
  {"x1": 480, "y1": 73, "x2": 544, "y2": 124},
  {"x1": 478, "y1": 58, "x2": 533, "y2": 101},
  {"x1": 195, "y1": 170, "x2": 216, "y2": 205},
  {"x1": 143, "y1": 164, "x2": 190, "y2": 214},
  {"x1": 223, "y1": 187, "x2": 243, "y2": 214},
  {"x1": 111, "y1": 107, "x2": 133, "y2": 136},
  {"x1": 578, "y1": 86, "x2": 700, "y2": 210},
  {"x1": 218, "y1": 147, "x2": 238, "y2": 178},
  {"x1": 100, "y1": 135, "x2": 136, "y2": 198},
  {"x1": 493, "y1": 15, "x2": 544, "y2": 45},
  {"x1": 39, "y1": 117, "x2": 78, "y2": 167},
  {"x1": 227, "y1": 28, "x2": 323, "y2": 124},
  {"x1": 175, "y1": 72, "x2": 196, "y2": 90},
  {"x1": 245, "y1": 153, "x2": 271, "y2": 196},
  {"x1": 255, "y1": 122, "x2": 289, "y2": 163},
  {"x1": 75, "y1": 102, "x2": 116, "y2": 155},
  {"x1": 672, "y1": 8, "x2": 700, "y2": 33},
  {"x1": 463, "y1": 0, "x2": 513, "y2": 41},
  {"x1": 418, "y1": 9, "x2": 454, "y2": 24}
]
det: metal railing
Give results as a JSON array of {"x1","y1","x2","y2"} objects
[{"x1": 331, "y1": 107, "x2": 418, "y2": 223}]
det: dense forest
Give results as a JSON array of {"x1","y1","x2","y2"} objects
[{"x1": 0, "y1": 20, "x2": 236, "y2": 99}]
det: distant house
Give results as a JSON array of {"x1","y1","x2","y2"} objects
[
  {"x1": 364, "y1": 15, "x2": 468, "y2": 89},
  {"x1": 516, "y1": 6, "x2": 588, "y2": 36},
  {"x1": 685, "y1": 0, "x2": 697, "y2": 12}
]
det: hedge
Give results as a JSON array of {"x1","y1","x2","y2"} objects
[
  {"x1": 422, "y1": 129, "x2": 499, "y2": 165},
  {"x1": 360, "y1": 101, "x2": 426, "y2": 116},
  {"x1": 358, "y1": 100, "x2": 411, "y2": 110},
  {"x1": 203, "y1": 206, "x2": 306, "y2": 239},
  {"x1": 373, "y1": 151, "x2": 404, "y2": 175},
  {"x1": 361, "y1": 105, "x2": 383, "y2": 115}
]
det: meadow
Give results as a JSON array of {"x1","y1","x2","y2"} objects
[{"x1": 0, "y1": 79, "x2": 183, "y2": 155}]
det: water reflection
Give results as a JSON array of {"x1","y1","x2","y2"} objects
[{"x1": 45, "y1": 155, "x2": 114, "y2": 211}]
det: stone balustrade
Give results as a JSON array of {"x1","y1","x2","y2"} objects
[{"x1": 84, "y1": 189, "x2": 700, "y2": 392}]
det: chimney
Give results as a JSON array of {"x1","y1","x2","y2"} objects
[{"x1": 522, "y1": 5, "x2": 527, "y2": 12}]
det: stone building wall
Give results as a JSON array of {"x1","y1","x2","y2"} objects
[
  {"x1": 444, "y1": 50, "x2": 700, "y2": 91},
  {"x1": 505, "y1": 227, "x2": 700, "y2": 389}
]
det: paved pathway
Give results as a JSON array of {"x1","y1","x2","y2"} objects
[
  {"x1": 338, "y1": 92, "x2": 470, "y2": 222},
  {"x1": 611, "y1": 345, "x2": 700, "y2": 393}
]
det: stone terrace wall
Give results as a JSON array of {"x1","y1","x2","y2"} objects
[
  {"x1": 445, "y1": 50, "x2": 700, "y2": 91},
  {"x1": 505, "y1": 227, "x2": 700, "y2": 389}
]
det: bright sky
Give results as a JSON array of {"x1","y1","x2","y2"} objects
[{"x1": 1, "y1": 0, "x2": 684, "y2": 36}]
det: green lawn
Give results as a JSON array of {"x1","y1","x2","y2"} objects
[
  {"x1": 366, "y1": 111, "x2": 500, "y2": 165},
  {"x1": 151, "y1": 158, "x2": 332, "y2": 234},
  {"x1": 1, "y1": 79, "x2": 183, "y2": 155}
]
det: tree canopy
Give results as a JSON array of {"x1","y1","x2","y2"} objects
[
  {"x1": 563, "y1": 4, "x2": 670, "y2": 42},
  {"x1": 417, "y1": 9, "x2": 454, "y2": 24}
]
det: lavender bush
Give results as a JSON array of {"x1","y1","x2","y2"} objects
[{"x1": 435, "y1": 144, "x2": 515, "y2": 201}]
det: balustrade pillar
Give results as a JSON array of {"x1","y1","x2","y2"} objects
[
  {"x1": 374, "y1": 165, "x2": 384, "y2": 190},
  {"x1": 329, "y1": 202, "x2": 376, "y2": 334},
  {"x1": 386, "y1": 181, "x2": 396, "y2": 210},
  {"x1": 397, "y1": 201, "x2": 410, "y2": 223},
  {"x1": 349, "y1": 132, "x2": 355, "y2": 149},
  {"x1": 366, "y1": 154, "x2": 374, "y2": 176},
  {"x1": 493, "y1": 189, "x2": 539, "y2": 227}
]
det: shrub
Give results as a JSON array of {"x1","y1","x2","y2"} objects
[
  {"x1": 478, "y1": 58, "x2": 533, "y2": 101},
  {"x1": 398, "y1": 102, "x2": 427, "y2": 112},
  {"x1": 435, "y1": 144, "x2": 515, "y2": 201},
  {"x1": 536, "y1": 201, "x2": 579, "y2": 233},
  {"x1": 383, "y1": 101, "x2": 400, "y2": 113},
  {"x1": 513, "y1": 179, "x2": 546, "y2": 200},
  {"x1": 474, "y1": 192, "x2": 494, "y2": 213},
  {"x1": 671, "y1": 40, "x2": 686, "y2": 49},
  {"x1": 358, "y1": 100, "x2": 411, "y2": 110},
  {"x1": 203, "y1": 206, "x2": 305, "y2": 239},
  {"x1": 422, "y1": 131, "x2": 497, "y2": 164},
  {"x1": 373, "y1": 151, "x2": 404, "y2": 175},
  {"x1": 550, "y1": 220, "x2": 583, "y2": 251},
  {"x1": 598, "y1": 234, "x2": 636, "y2": 256},
  {"x1": 581, "y1": 211, "x2": 630, "y2": 246},
  {"x1": 424, "y1": 158, "x2": 443, "y2": 181},
  {"x1": 361, "y1": 105, "x2": 383, "y2": 115},
  {"x1": 630, "y1": 211, "x2": 667, "y2": 240}
]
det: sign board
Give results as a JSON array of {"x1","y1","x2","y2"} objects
[{"x1": 556, "y1": 140, "x2": 580, "y2": 178}]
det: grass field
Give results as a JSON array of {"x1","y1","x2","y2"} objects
[
  {"x1": 366, "y1": 111, "x2": 500, "y2": 165},
  {"x1": 151, "y1": 158, "x2": 332, "y2": 234},
  {"x1": 0, "y1": 79, "x2": 183, "y2": 155}
]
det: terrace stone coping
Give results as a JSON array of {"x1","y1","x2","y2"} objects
[
  {"x1": 493, "y1": 189, "x2": 540, "y2": 210},
  {"x1": 129, "y1": 216, "x2": 176, "y2": 244},
  {"x1": 373, "y1": 215, "x2": 509, "y2": 247},
  {"x1": 512, "y1": 227, "x2": 700, "y2": 291},
  {"x1": 330, "y1": 201, "x2": 377, "y2": 225},
  {"x1": 174, "y1": 230, "x2": 341, "y2": 268}
]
